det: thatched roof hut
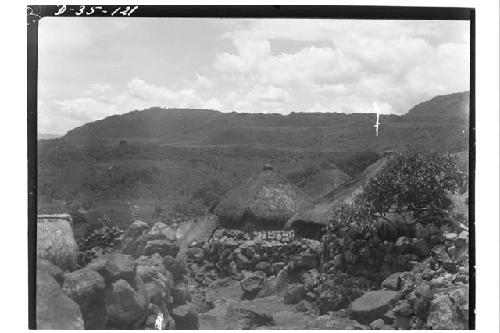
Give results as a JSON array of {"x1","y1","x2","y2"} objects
[
  {"x1": 286, "y1": 157, "x2": 389, "y2": 238},
  {"x1": 301, "y1": 164, "x2": 352, "y2": 200},
  {"x1": 37, "y1": 214, "x2": 78, "y2": 270},
  {"x1": 214, "y1": 166, "x2": 311, "y2": 230}
]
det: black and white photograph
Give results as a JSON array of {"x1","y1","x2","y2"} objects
[{"x1": 21, "y1": 3, "x2": 497, "y2": 331}]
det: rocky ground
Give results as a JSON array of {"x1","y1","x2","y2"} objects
[{"x1": 37, "y1": 219, "x2": 470, "y2": 330}]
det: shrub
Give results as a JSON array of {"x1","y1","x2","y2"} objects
[{"x1": 359, "y1": 152, "x2": 467, "y2": 218}]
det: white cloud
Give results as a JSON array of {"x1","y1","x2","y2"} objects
[
  {"x1": 38, "y1": 19, "x2": 470, "y2": 134},
  {"x1": 194, "y1": 74, "x2": 214, "y2": 89},
  {"x1": 211, "y1": 19, "x2": 469, "y2": 115},
  {"x1": 38, "y1": 78, "x2": 223, "y2": 134}
]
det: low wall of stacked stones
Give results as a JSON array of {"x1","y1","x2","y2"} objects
[
  {"x1": 321, "y1": 221, "x2": 463, "y2": 282},
  {"x1": 199, "y1": 229, "x2": 322, "y2": 276}
]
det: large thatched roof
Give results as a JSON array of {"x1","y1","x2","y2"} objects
[
  {"x1": 37, "y1": 214, "x2": 78, "y2": 270},
  {"x1": 301, "y1": 165, "x2": 352, "y2": 200},
  {"x1": 214, "y1": 167, "x2": 311, "y2": 227},
  {"x1": 286, "y1": 157, "x2": 389, "y2": 230}
]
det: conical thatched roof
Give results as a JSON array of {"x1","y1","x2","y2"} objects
[
  {"x1": 301, "y1": 165, "x2": 352, "y2": 200},
  {"x1": 286, "y1": 157, "x2": 389, "y2": 230},
  {"x1": 37, "y1": 214, "x2": 78, "y2": 270},
  {"x1": 214, "y1": 166, "x2": 311, "y2": 228}
]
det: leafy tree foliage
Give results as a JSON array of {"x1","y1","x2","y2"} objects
[
  {"x1": 359, "y1": 152, "x2": 467, "y2": 217},
  {"x1": 326, "y1": 152, "x2": 467, "y2": 241}
]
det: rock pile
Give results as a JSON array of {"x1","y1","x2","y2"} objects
[{"x1": 36, "y1": 220, "x2": 202, "y2": 330}]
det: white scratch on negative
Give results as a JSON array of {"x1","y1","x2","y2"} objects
[{"x1": 373, "y1": 101, "x2": 381, "y2": 137}]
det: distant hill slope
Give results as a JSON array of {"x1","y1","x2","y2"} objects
[
  {"x1": 37, "y1": 92, "x2": 470, "y2": 220},
  {"x1": 405, "y1": 91, "x2": 469, "y2": 121},
  {"x1": 63, "y1": 91, "x2": 469, "y2": 153},
  {"x1": 38, "y1": 133, "x2": 61, "y2": 140}
]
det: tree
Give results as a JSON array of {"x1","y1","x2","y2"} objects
[{"x1": 359, "y1": 152, "x2": 466, "y2": 218}]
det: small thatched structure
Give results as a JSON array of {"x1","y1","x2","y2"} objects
[
  {"x1": 286, "y1": 157, "x2": 390, "y2": 239},
  {"x1": 214, "y1": 166, "x2": 311, "y2": 231},
  {"x1": 37, "y1": 214, "x2": 78, "y2": 270}
]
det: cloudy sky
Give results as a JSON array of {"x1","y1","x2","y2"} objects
[{"x1": 38, "y1": 18, "x2": 470, "y2": 135}]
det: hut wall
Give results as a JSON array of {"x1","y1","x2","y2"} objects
[{"x1": 37, "y1": 214, "x2": 78, "y2": 270}]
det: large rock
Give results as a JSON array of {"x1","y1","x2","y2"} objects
[
  {"x1": 120, "y1": 220, "x2": 150, "y2": 256},
  {"x1": 427, "y1": 286, "x2": 469, "y2": 329},
  {"x1": 412, "y1": 238, "x2": 431, "y2": 257},
  {"x1": 62, "y1": 268, "x2": 107, "y2": 329},
  {"x1": 291, "y1": 252, "x2": 318, "y2": 271},
  {"x1": 37, "y1": 259, "x2": 64, "y2": 285},
  {"x1": 105, "y1": 278, "x2": 149, "y2": 329},
  {"x1": 163, "y1": 255, "x2": 187, "y2": 281},
  {"x1": 36, "y1": 271, "x2": 84, "y2": 329},
  {"x1": 224, "y1": 301, "x2": 274, "y2": 329},
  {"x1": 241, "y1": 272, "x2": 266, "y2": 298},
  {"x1": 256, "y1": 268, "x2": 289, "y2": 298},
  {"x1": 145, "y1": 280, "x2": 168, "y2": 307},
  {"x1": 454, "y1": 231, "x2": 469, "y2": 249},
  {"x1": 318, "y1": 286, "x2": 348, "y2": 314},
  {"x1": 283, "y1": 284, "x2": 305, "y2": 304},
  {"x1": 147, "y1": 222, "x2": 176, "y2": 241},
  {"x1": 88, "y1": 253, "x2": 136, "y2": 286},
  {"x1": 143, "y1": 239, "x2": 179, "y2": 257},
  {"x1": 381, "y1": 272, "x2": 401, "y2": 291},
  {"x1": 350, "y1": 290, "x2": 399, "y2": 324},
  {"x1": 234, "y1": 250, "x2": 252, "y2": 271},
  {"x1": 172, "y1": 304, "x2": 199, "y2": 329},
  {"x1": 255, "y1": 261, "x2": 271, "y2": 274},
  {"x1": 172, "y1": 282, "x2": 192, "y2": 306},
  {"x1": 395, "y1": 237, "x2": 412, "y2": 254}
]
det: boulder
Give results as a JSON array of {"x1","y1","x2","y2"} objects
[
  {"x1": 120, "y1": 221, "x2": 150, "y2": 256},
  {"x1": 271, "y1": 262, "x2": 286, "y2": 275},
  {"x1": 105, "y1": 278, "x2": 149, "y2": 329},
  {"x1": 426, "y1": 290, "x2": 468, "y2": 329},
  {"x1": 412, "y1": 238, "x2": 431, "y2": 257},
  {"x1": 172, "y1": 304, "x2": 199, "y2": 329},
  {"x1": 147, "y1": 222, "x2": 176, "y2": 241},
  {"x1": 283, "y1": 283, "x2": 305, "y2": 304},
  {"x1": 62, "y1": 268, "x2": 107, "y2": 329},
  {"x1": 185, "y1": 247, "x2": 205, "y2": 262},
  {"x1": 36, "y1": 271, "x2": 84, "y2": 329},
  {"x1": 370, "y1": 318, "x2": 385, "y2": 330},
  {"x1": 37, "y1": 259, "x2": 64, "y2": 285},
  {"x1": 273, "y1": 310, "x2": 315, "y2": 329},
  {"x1": 143, "y1": 239, "x2": 179, "y2": 257},
  {"x1": 172, "y1": 282, "x2": 192, "y2": 306},
  {"x1": 224, "y1": 302, "x2": 274, "y2": 329},
  {"x1": 395, "y1": 237, "x2": 412, "y2": 254},
  {"x1": 443, "y1": 232, "x2": 458, "y2": 242},
  {"x1": 381, "y1": 272, "x2": 401, "y2": 291},
  {"x1": 454, "y1": 231, "x2": 468, "y2": 248},
  {"x1": 163, "y1": 255, "x2": 187, "y2": 281},
  {"x1": 291, "y1": 252, "x2": 318, "y2": 270},
  {"x1": 255, "y1": 261, "x2": 271, "y2": 275},
  {"x1": 350, "y1": 290, "x2": 399, "y2": 324},
  {"x1": 318, "y1": 286, "x2": 348, "y2": 314},
  {"x1": 241, "y1": 272, "x2": 266, "y2": 298},
  {"x1": 88, "y1": 253, "x2": 136, "y2": 286}
]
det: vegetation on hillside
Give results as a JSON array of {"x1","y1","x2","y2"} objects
[{"x1": 325, "y1": 152, "x2": 468, "y2": 242}]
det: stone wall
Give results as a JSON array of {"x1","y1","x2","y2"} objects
[
  {"x1": 187, "y1": 228, "x2": 321, "y2": 279},
  {"x1": 321, "y1": 222, "x2": 448, "y2": 282}
]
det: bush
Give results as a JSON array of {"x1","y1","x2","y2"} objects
[
  {"x1": 359, "y1": 152, "x2": 466, "y2": 217},
  {"x1": 77, "y1": 217, "x2": 123, "y2": 266},
  {"x1": 323, "y1": 152, "x2": 467, "y2": 269}
]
